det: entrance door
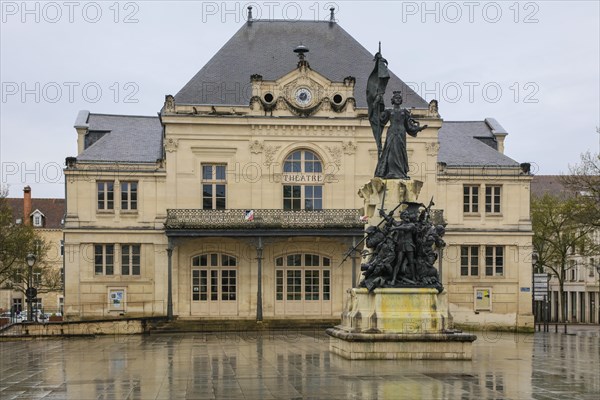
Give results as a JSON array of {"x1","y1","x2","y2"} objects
[
  {"x1": 191, "y1": 253, "x2": 238, "y2": 316},
  {"x1": 275, "y1": 253, "x2": 332, "y2": 316}
]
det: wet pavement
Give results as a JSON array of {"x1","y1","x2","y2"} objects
[{"x1": 0, "y1": 328, "x2": 599, "y2": 399}]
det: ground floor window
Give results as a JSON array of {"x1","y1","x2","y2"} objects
[
  {"x1": 579, "y1": 292, "x2": 586, "y2": 323},
  {"x1": 571, "y1": 292, "x2": 577, "y2": 322},
  {"x1": 275, "y1": 253, "x2": 331, "y2": 315},
  {"x1": 553, "y1": 291, "x2": 559, "y2": 322},
  {"x1": 12, "y1": 298, "x2": 22, "y2": 313},
  {"x1": 590, "y1": 293, "x2": 596, "y2": 324},
  {"x1": 191, "y1": 253, "x2": 237, "y2": 316}
]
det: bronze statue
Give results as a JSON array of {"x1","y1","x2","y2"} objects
[
  {"x1": 374, "y1": 91, "x2": 427, "y2": 179},
  {"x1": 359, "y1": 202, "x2": 444, "y2": 293},
  {"x1": 360, "y1": 225, "x2": 396, "y2": 292},
  {"x1": 366, "y1": 49, "x2": 390, "y2": 158}
]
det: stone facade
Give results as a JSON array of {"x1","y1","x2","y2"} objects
[
  {"x1": 2, "y1": 188, "x2": 65, "y2": 317},
  {"x1": 63, "y1": 19, "x2": 533, "y2": 329}
]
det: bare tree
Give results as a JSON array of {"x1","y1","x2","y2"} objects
[
  {"x1": 561, "y1": 129, "x2": 600, "y2": 228},
  {"x1": 1, "y1": 189, "x2": 62, "y2": 318},
  {"x1": 532, "y1": 193, "x2": 598, "y2": 322},
  {"x1": 0, "y1": 188, "x2": 38, "y2": 285}
]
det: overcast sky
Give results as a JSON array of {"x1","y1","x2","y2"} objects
[{"x1": 1, "y1": 0, "x2": 599, "y2": 198}]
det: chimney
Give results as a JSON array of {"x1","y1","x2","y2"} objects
[{"x1": 23, "y1": 186, "x2": 32, "y2": 226}]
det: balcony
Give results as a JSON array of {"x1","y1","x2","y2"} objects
[{"x1": 165, "y1": 209, "x2": 364, "y2": 231}]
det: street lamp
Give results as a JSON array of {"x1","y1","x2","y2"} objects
[{"x1": 25, "y1": 253, "x2": 36, "y2": 323}]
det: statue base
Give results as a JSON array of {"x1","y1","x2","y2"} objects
[{"x1": 326, "y1": 288, "x2": 476, "y2": 360}]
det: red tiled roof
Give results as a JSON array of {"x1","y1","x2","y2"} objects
[
  {"x1": 6, "y1": 198, "x2": 65, "y2": 229},
  {"x1": 531, "y1": 175, "x2": 577, "y2": 199}
]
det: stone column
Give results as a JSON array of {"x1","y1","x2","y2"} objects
[
  {"x1": 256, "y1": 237, "x2": 263, "y2": 322},
  {"x1": 167, "y1": 238, "x2": 173, "y2": 320}
]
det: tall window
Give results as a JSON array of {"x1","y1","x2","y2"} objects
[
  {"x1": 32, "y1": 213, "x2": 43, "y2": 227},
  {"x1": 191, "y1": 253, "x2": 237, "y2": 302},
  {"x1": 460, "y1": 246, "x2": 479, "y2": 276},
  {"x1": 569, "y1": 260, "x2": 576, "y2": 281},
  {"x1": 282, "y1": 150, "x2": 323, "y2": 211},
  {"x1": 121, "y1": 245, "x2": 141, "y2": 275},
  {"x1": 33, "y1": 271, "x2": 42, "y2": 286},
  {"x1": 95, "y1": 244, "x2": 114, "y2": 275},
  {"x1": 275, "y1": 253, "x2": 331, "y2": 301},
  {"x1": 485, "y1": 185, "x2": 501, "y2": 213},
  {"x1": 202, "y1": 165, "x2": 226, "y2": 210},
  {"x1": 97, "y1": 181, "x2": 114, "y2": 210},
  {"x1": 121, "y1": 182, "x2": 138, "y2": 210},
  {"x1": 463, "y1": 185, "x2": 479, "y2": 213},
  {"x1": 485, "y1": 246, "x2": 504, "y2": 276}
]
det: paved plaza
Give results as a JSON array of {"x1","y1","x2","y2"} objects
[{"x1": 1, "y1": 328, "x2": 599, "y2": 399}]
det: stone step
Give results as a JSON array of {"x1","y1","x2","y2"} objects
[{"x1": 147, "y1": 318, "x2": 338, "y2": 333}]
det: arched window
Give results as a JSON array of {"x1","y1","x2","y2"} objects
[
  {"x1": 283, "y1": 150, "x2": 322, "y2": 173},
  {"x1": 282, "y1": 150, "x2": 323, "y2": 211}
]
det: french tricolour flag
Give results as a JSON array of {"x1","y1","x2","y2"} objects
[{"x1": 244, "y1": 210, "x2": 255, "y2": 221}]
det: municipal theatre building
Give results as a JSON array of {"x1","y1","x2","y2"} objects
[{"x1": 63, "y1": 17, "x2": 534, "y2": 329}]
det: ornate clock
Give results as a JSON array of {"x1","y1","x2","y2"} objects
[{"x1": 294, "y1": 87, "x2": 312, "y2": 107}]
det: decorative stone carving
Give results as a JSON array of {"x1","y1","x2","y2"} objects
[
  {"x1": 425, "y1": 142, "x2": 440, "y2": 156},
  {"x1": 428, "y1": 99, "x2": 439, "y2": 117},
  {"x1": 164, "y1": 138, "x2": 178, "y2": 153},
  {"x1": 249, "y1": 140, "x2": 264, "y2": 154},
  {"x1": 342, "y1": 141, "x2": 357, "y2": 155},
  {"x1": 164, "y1": 95, "x2": 175, "y2": 113},
  {"x1": 326, "y1": 145, "x2": 342, "y2": 167},
  {"x1": 263, "y1": 144, "x2": 281, "y2": 166}
]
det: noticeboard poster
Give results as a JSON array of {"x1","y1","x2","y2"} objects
[
  {"x1": 474, "y1": 288, "x2": 492, "y2": 311},
  {"x1": 109, "y1": 289, "x2": 125, "y2": 309}
]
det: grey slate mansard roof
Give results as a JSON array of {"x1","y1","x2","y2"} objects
[
  {"x1": 75, "y1": 112, "x2": 516, "y2": 167},
  {"x1": 73, "y1": 21, "x2": 514, "y2": 167},
  {"x1": 76, "y1": 112, "x2": 163, "y2": 163},
  {"x1": 437, "y1": 119, "x2": 519, "y2": 167},
  {"x1": 175, "y1": 20, "x2": 428, "y2": 109}
]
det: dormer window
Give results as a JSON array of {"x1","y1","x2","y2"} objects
[{"x1": 31, "y1": 210, "x2": 45, "y2": 228}]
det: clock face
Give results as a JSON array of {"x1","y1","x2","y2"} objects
[{"x1": 294, "y1": 88, "x2": 312, "y2": 106}]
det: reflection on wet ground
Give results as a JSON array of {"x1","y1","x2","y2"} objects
[{"x1": 1, "y1": 328, "x2": 598, "y2": 399}]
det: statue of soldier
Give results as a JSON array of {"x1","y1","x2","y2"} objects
[
  {"x1": 380, "y1": 209, "x2": 418, "y2": 284},
  {"x1": 360, "y1": 226, "x2": 396, "y2": 292}
]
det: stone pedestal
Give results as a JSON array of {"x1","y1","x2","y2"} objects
[
  {"x1": 327, "y1": 288, "x2": 476, "y2": 360},
  {"x1": 341, "y1": 288, "x2": 448, "y2": 333},
  {"x1": 358, "y1": 177, "x2": 423, "y2": 227}
]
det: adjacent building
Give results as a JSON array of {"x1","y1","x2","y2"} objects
[
  {"x1": 531, "y1": 175, "x2": 600, "y2": 323},
  {"x1": 63, "y1": 17, "x2": 534, "y2": 329},
  {"x1": 2, "y1": 186, "x2": 65, "y2": 316}
]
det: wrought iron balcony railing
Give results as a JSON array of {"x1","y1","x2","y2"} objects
[{"x1": 165, "y1": 209, "x2": 364, "y2": 230}]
